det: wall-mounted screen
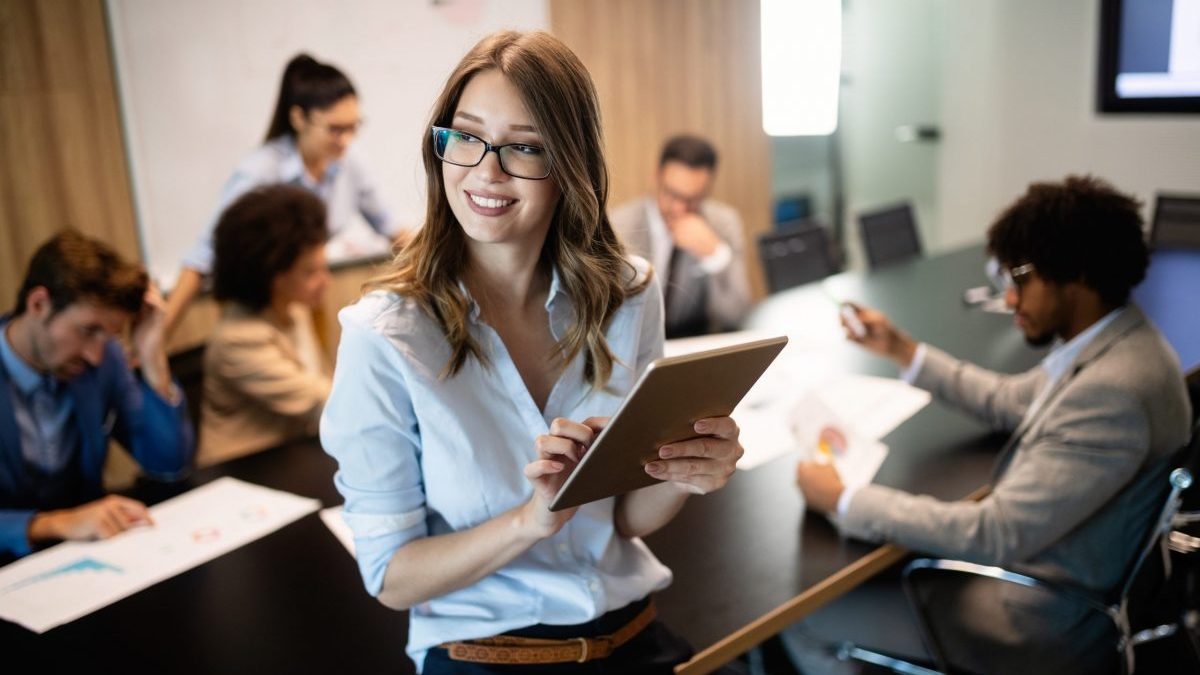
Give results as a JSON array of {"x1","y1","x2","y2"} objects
[{"x1": 1098, "y1": 0, "x2": 1200, "y2": 113}]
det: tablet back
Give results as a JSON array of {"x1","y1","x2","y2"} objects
[{"x1": 549, "y1": 335, "x2": 787, "y2": 511}]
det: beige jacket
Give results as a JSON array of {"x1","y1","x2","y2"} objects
[{"x1": 197, "y1": 303, "x2": 331, "y2": 466}]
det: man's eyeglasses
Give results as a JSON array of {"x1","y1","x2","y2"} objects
[
  {"x1": 431, "y1": 126, "x2": 552, "y2": 180},
  {"x1": 986, "y1": 257, "x2": 1036, "y2": 294}
]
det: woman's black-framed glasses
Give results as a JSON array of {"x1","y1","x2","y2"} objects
[{"x1": 431, "y1": 126, "x2": 552, "y2": 180}]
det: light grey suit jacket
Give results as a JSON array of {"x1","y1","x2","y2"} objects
[
  {"x1": 609, "y1": 196, "x2": 752, "y2": 336},
  {"x1": 841, "y1": 305, "x2": 1191, "y2": 671}
]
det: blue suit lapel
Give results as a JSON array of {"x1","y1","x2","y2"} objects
[
  {"x1": 68, "y1": 371, "x2": 105, "y2": 488},
  {"x1": 0, "y1": 368, "x2": 28, "y2": 498}
]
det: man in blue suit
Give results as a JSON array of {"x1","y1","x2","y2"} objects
[{"x1": 0, "y1": 230, "x2": 194, "y2": 559}]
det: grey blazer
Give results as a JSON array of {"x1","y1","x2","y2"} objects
[
  {"x1": 841, "y1": 305, "x2": 1191, "y2": 671},
  {"x1": 609, "y1": 196, "x2": 752, "y2": 336}
]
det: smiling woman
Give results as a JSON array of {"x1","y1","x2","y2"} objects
[{"x1": 320, "y1": 30, "x2": 746, "y2": 674}]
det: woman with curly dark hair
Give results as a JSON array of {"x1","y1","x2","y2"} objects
[{"x1": 198, "y1": 184, "x2": 331, "y2": 466}]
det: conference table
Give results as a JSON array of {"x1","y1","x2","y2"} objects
[{"x1": 2, "y1": 244, "x2": 1061, "y2": 673}]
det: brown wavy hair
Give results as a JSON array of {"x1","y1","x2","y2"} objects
[{"x1": 370, "y1": 31, "x2": 649, "y2": 387}]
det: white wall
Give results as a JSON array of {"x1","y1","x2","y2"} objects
[
  {"x1": 106, "y1": 0, "x2": 548, "y2": 287},
  {"x1": 839, "y1": 0, "x2": 942, "y2": 266},
  {"x1": 935, "y1": 0, "x2": 1200, "y2": 251}
]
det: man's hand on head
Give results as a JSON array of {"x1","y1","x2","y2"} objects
[{"x1": 130, "y1": 286, "x2": 174, "y2": 399}]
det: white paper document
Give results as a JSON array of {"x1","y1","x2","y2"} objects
[
  {"x1": 816, "y1": 375, "x2": 934, "y2": 443},
  {"x1": 320, "y1": 505, "x2": 355, "y2": 555},
  {"x1": 734, "y1": 374, "x2": 931, "y2": 476},
  {"x1": 0, "y1": 477, "x2": 319, "y2": 633},
  {"x1": 664, "y1": 330, "x2": 932, "y2": 478},
  {"x1": 788, "y1": 394, "x2": 888, "y2": 491}
]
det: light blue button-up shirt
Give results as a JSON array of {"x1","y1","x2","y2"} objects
[
  {"x1": 0, "y1": 322, "x2": 78, "y2": 475},
  {"x1": 182, "y1": 136, "x2": 401, "y2": 274},
  {"x1": 320, "y1": 258, "x2": 672, "y2": 669}
]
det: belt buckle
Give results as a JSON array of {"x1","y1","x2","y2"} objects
[
  {"x1": 579, "y1": 635, "x2": 614, "y2": 663},
  {"x1": 575, "y1": 637, "x2": 590, "y2": 663}
]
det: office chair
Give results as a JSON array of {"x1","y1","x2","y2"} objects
[
  {"x1": 858, "y1": 202, "x2": 922, "y2": 269},
  {"x1": 774, "y1": 194, "x2": 813, "y2": 226},
  {"x1": 898, "y1": 425, "x2": 1200, "y2": 675},
  {"x1": 1150, "y1": 194, "x2": 1200, "y2": 250},
  {"x1": 166, "y1": 344, "x2": 206, "y2": 432},
  {"x1": 757, "y1": 222, "x2": 837, "y2": 293}
]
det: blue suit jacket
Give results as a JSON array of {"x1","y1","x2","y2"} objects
[{"x1": 0, "y1": 339, "x2": 195, "y2": 557}]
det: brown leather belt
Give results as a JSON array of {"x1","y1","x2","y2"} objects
[{"x1": 439, "y1": 600, "x2": 657, "y2": 665}]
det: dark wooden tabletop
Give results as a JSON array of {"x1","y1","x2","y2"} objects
[{"x1": 2, "y1": 244, "x2": 1053, "y2": 674}]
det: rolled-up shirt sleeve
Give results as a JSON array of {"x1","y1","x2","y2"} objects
[{"x1": 320, "y1": 313, "x2": 426, "y2": 596}]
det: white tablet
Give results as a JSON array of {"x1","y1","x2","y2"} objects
[{"x1": 548, "y1": 335, "x2": 788, "y2": 511}]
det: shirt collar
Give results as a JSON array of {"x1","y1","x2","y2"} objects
[
  {"x1": 0, "y1": 320, "x2": 46, "y2": 397},
  {"x1": 459, "y1": 264, "x2": 573, "y2": 338},
  {"x1": 277, "y1": 136, "x2": 342, "y2": 187},
  {"x1": 645, "y1": 199, "x2": 673, "y2": 261},
  {"x1": 645, "y1": 198, "x2": 667, "y2": 238},
  {"x1": 1040, "y1": 307, "x2": 1124, "y2": 383}
]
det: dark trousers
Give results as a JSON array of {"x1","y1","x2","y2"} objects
[{"x1": 423, "y1": 597, "x2": 739, "y2": 675}]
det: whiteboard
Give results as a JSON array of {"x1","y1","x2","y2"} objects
[{"x1": 106, "y1": 0, "x2": 548, "y2": 288}]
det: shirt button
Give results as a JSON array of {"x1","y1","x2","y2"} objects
[
  {"x1": 558, "y1": 543, "x2": 570, "y2": 555},
  {"x1": 588, "y1": 579, "x2": 600, "y2": 592}
]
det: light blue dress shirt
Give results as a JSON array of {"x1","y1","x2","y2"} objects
[
  {"x1": 0, "y1": 323, "x2": 78, "y2": 475},
  {"x1": 181, "y1": 136, "x2": 400, "y2": 274},
  {"x1": 320, "y1": 258, "x2": 673, "y2": 670}
]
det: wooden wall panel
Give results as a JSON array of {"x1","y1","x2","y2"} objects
[
  {"x1": 550, "y1": 0, "x2": 772, "y2": 297},
  {"x1": 0, "y1": 0, "x2": 141, "y2": 309}
]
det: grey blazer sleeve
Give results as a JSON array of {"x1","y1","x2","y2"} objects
[
  {"x1": 701, "y1": 202, "x2": 753, "y2": 330},
  {"x1": 839, "y1": 374, "x2": 1151, "y2": 566},
  {"x1": 915, "y1": 345, "x2": 1043, "y2": 432}
]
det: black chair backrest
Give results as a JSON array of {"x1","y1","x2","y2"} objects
[
  {"x1": 757, "y1": 222, "x2": 836, "y2": 293},
  {"x1": 1151, "y1": 194, "x2": 1200, "y2": 250},
  {"x1": 858, "y1": 202, "x2": 922, "y2": 268},
  {"x1": 167, "y1": 344, "x2": 205, "y2": 433}
]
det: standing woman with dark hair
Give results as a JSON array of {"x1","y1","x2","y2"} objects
[
  {"x1": 321, "y1": 31, "x2": 744, "y2": 674},
  {"x1": 164, "y1": 53, "x2": 408, "y2": 337}
]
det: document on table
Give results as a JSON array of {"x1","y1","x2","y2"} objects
[
  {"x1": 734, "y1": 373, "x2": 930, "y2": 472},
  {"x1": 0, "y1": 477, "x2": 319, "y2": 633},
  {"x1": 664, "y1": 331, "x2": 931, "y2": 475},
  {"x1": 320, "y1": 506, "x2": 355, "y2": 555},
  {"x1": 815, "y1": 374, "x2": 935, "y2": 442},
  {"x1": 788, "y1": 394, "x2": 888, "y2": 491}
]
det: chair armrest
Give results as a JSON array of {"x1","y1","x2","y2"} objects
[
  {"x1": 902, "y1": 558, "x2": 1114, "y2": 618},
  {"x1": 901, "y1": 558, "x2": 1124, "y2": 675}
]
